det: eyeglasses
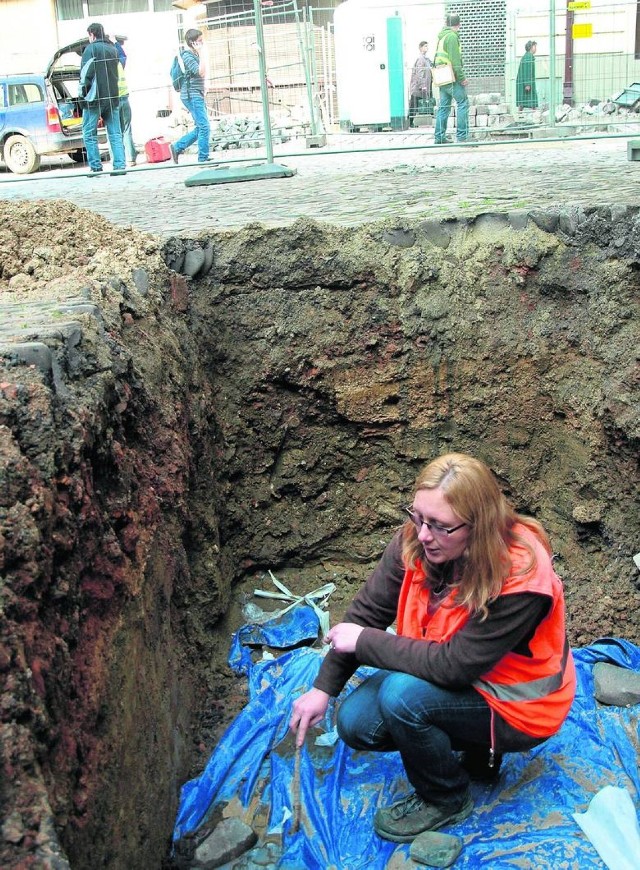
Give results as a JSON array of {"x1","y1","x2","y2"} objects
[{"x1": 403, "y1": 507, "x2": 467, "y2": 537}]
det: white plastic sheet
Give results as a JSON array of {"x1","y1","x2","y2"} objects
[{"x1": 573, "y1": 786, "x2": 640, "y2": 870}]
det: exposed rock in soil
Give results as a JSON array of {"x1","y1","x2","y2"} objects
[{"x1": 1, "y1": 200, "x2": 638, "y2": 870}]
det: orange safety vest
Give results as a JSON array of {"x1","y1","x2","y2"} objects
[{"x1": 396, "y1": 524, "x2": 576, "y2": 739}]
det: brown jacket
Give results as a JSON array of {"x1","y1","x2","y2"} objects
[{"x1": 313, "y1": 530, "x2": 552, "y2": 751}]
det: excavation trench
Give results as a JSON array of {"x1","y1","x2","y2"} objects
[{"x1": 0, "y1": 202, "x2": 639, "y2": 869}]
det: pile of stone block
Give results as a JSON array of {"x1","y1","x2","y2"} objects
[
  {"x1": 209, "y1": 113, "x2": 299, "y2": 151},
  {"x1": 552, "y1": 99, "x2": 640, "y2": 125},
  {"x1": 443, "y1": 92, "x2": 515, "y2": 131},
  {"x1": 167, "y1": 107, "x2": 308, "y2": 154}
]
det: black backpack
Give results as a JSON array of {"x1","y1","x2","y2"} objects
[{"x1": 170, "y1": 52, "x2": 186, "y2": 91}]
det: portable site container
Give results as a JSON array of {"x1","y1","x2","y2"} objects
[{"x1": 333, "y1": 0, "x2": 445, "y2": 130}]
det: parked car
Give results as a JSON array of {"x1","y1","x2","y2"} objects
[{"x1": 0, "y1": 38, "x2": 106, "y2": 174}]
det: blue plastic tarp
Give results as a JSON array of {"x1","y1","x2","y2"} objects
[{"x1": 173, "y1": 607, "x2": 640, "y2": 869}]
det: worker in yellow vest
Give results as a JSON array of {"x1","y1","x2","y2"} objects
[{"x1": 116, "y1": 53, "x2": 138, "y2": 166}]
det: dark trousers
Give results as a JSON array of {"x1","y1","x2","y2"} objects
[{"x1": 337, "y1": 669, "x2": 492, "y2": 809}]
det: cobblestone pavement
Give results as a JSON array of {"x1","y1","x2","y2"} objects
[{"x1": 1, "y1": 131, "x2": 638, "y2": 237}]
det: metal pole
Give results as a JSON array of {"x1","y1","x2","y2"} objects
[
  {"x1": 307, "y1": 7, "x2": 323, "y2": 134},
  {"x1": 327, "y1": 22, "x2": 335, "y2": 127},
  {"x1": 549, "y1": 0, "x2": 556, "y2": 127},
  {"x1": 294, "y1": 2, "x2": 318, "y2": 136},
  {"x1": 563, "y1": 9, "x2": 575, "y2": 106},
  {"x1": 253, "y1": 0, "x2": 274, "y2": 163}
]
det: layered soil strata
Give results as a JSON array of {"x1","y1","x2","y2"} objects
[{"x1": 0, "y1": 201, "x2": 638, "y2": 869}]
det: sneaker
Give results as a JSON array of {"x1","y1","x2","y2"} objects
[
  {"x1": 170, "y1": 144, "x2": 179, "y2": 164},
  {"x1": 373, "y1": 790, "x2": 473, "y2": 843}
]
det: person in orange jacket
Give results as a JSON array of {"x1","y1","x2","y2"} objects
[{"x1": 290, "y1": 452, "x2": 576, "y2": 843}]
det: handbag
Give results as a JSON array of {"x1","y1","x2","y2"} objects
[{"x1": 433, "y1": 63, "x2": 455, "y2": 87}]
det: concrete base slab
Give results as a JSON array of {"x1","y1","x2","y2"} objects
[
  {"x1": 306, "y1": 134, "x2": 327, "y2": 148},
  {"x1": 627, "y1": 139, "x2": 640, "y2": 161},
  {"x1": 185, "y1": 162, "x2": 296, "y2": 187}
]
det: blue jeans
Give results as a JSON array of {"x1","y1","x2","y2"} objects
[
  {"x1": 175, "y1": 93, "x2": 210, "y2": 162},
  {"x1": 118, "y1": 94, "x2": 137, "y2": 164},
  {"x1": 434, "y1": 82, "x2": 469, "y2": 143},
  {"x1": 337, "y1": 670, "x2": 492, "y2": 809},
  {"x1": 82, "y1": 100, "x2": 125, "y2": 171}
]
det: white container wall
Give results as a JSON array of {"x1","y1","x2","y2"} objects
[{"x1": 334, "y1": 0, "x2": 445, "y2": 128}]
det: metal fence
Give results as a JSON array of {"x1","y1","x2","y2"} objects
[
  {"x1": 2, "y1": 0, "x2": 640, "y2": 177},
  {"x1": 194, "y1": 0, "x2": 640, "y2": 141}
]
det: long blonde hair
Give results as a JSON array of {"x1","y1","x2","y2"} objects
[{"x1": 401, "y1": 453, "x2": 551, "y2": 617}]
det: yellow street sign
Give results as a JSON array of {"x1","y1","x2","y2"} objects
[{"x1": 572, "y1": 23, "x2": 593, "y2": 38}]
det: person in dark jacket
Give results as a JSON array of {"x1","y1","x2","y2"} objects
[
  {"x1": 433, "y1": 14, "x2": 469, "y2": 144},
  {"x1": 290, "y1": 453, "x2": 576, "y2": 843},
  {"x1": 516, "y1": 40, "x2": 538, "y2": 110},
  {"x1": 80, "y1": 22, "x2": 125, "y2": 173},
  {"x1": 169, "y1": 28, "x2": 211, "y2": 164},
  {"x1": 408, "y1": 41, "x2": 432, "y2": 127}
]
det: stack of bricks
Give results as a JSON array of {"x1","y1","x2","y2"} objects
[{"x1": 444, "y1": 93, "x2": 515, "y2": 131}]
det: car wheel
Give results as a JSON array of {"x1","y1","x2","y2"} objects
[
  {"x1": 69, "y1": 148, "x2": 88, "y2": 163},
  {"x1": 4, "y1": 134, "x2": 41, "y2": 174}
]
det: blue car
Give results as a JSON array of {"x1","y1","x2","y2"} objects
[{"x1": 0, "y1": 38, "x2": 107, "y2": 174}]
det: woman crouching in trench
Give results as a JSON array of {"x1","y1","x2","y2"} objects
[{"x1": 289, "y1": 452, "x2": 576, "y2": 842}]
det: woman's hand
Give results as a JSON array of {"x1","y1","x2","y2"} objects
[
  {"x1": 289, "y1": 687, "x2": 330, "y2": 747},
  {"x1": 325, "y1": 622, "x2": 364, "y2": 654}
]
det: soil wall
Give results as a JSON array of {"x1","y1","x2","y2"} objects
[
  {"x1": 1, "y1": 202, "x2": 638, "y2": 869},
  {"x1": 0, "y1": 202, "x2": 224, "y2": 869}
]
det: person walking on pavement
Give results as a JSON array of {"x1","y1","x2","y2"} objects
[
  {"x1": 170, "y1": 28, "x2": 211, "y2": 164},
  {"x1": 80, "y1": 22, "x2": 126, "y2": 174},
  {"x1": 516, "y1": 40, "x2": 538, "y2": 111},
  {"x1": 433, "y1": 14, "x2": 469, "y2": 144},
  {"x1": 408, "y1": 41, "x2": 432, "y2": 127}
]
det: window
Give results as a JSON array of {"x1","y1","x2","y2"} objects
[
  {"x1": 446, "y1": 1, "x2": 506, "y2": 78},
  {"x1": 55, "y1": 0, "x2": 84, "y2": 20},
  {"x1": 8, "y1": 83, "x2": 44, "y2": 106},
  {"x1": 153, "y1": 0, "x2": 175, "y2": 10},
  {"x1": 87, "y1": 0, "x2": 149, "y2": 14}
]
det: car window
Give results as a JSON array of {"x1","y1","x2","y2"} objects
[
  {"x1": 0, "y1": 86, "x2": 6, "y2": 109},
  {"x1": 52, "y1": 79, "x2": 77, "y2": 99},
  {"x1": 8, "y1": 83, "x2": 43, "y2": 106}
]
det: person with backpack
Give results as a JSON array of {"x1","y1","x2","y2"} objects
[{"x1": 170, "y1": 29, "x2": 211, "y2": 164}]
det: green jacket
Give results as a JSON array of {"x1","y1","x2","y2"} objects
[
  {"x1": 434, "y1": 26, "x2": 465, "y2": 83},
  {"x1": 515, "y1": 51, "x2": 538, "y2": 108}
]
